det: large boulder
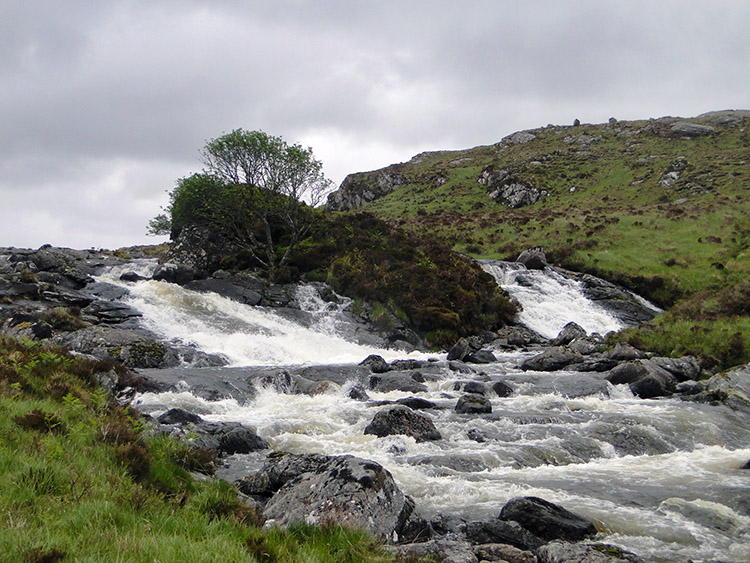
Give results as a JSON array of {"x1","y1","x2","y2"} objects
[
  {"x1": 364, "y1": 405, "x2": 441, "y2": 442},
  {"x1": 553, "y1": 322, "x2": 587, "y2": 346},
  {"x1": 260, "y1": 454, "x2": 430, "y2": 543},
  {"x1": 684, "y1": 363, "x2": 750, "y2": 414},
  {"x1": 606, "y1": 360, "x2": 678, "y2": 398},
  {"x1": 517, "y1": 247, "x2": 548, "y2": 270},
  {"x1": 464, "y1": 519, "x2": 545, "y2": 551},
  {"x1": 455, "y1": 394, "x2": 492, "y2": 414},
  {"x1": 521, "y1": 347, "x2": 583, "y2": 371},
  {"x1": 499, "y1": 496, "x2": 597, "y2": 542}
]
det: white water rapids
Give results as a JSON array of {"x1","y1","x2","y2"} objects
[{"x1": 101, "y1": 262, "x2": 750, "y2": 562}]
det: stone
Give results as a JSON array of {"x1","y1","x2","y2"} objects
[
  {"x1": 184, "y1": 277, "x2": 262, "y2": 306},
  {"x1": 499, "y1": 496, "x2": 597, "y2": 542},
  {"x1": 359, "y1": 354, "x2": 392, "y2": 373},
  {"x1": 553, "y1": 322, "x2": 587, "y2": 346},
  {"x1": 389, "y1": 539, "x2": 477, "y2": 563},
  {"x1": 650, "y1": 356, "x2": 701, "y2": 381},
  {"x1": 473, "y1": 543, "x2": 536, "y2": 563},
  {"x1": 493, "y1": 380, "x2": 514, "y2": 397},
  {"x1": 158, "y1": 408, "x2": 204, "y2": 425},
  {"x1": 521, "y1": 347, "x2": 583, "y2": 371},
  {"x1": 517, "y1": 247, "x2": 548, "y2": 270},
  {"x1": 536, "y1": 541, "x2": 644, "y2": 563},
  {"x1": 670, "y1": 121, "x2": 715, "y2": 137},
  {"x1": 369, "y1": 373, "x2": 428, "y2": 393},
  {"x1": 465, "y1": 349, "x2": 497, "y2": 364},
  {"x1": 261, "y1": 454, "x2": 430, "y2": 543},
  {"x1": 395, "y1": 396, "x2": 440, "y2": 410},
  {"x1": 364, "y1": 405, "x2": 442, "y2": 442},
  {"x1": 448, "y1": 338, "x2": 474, "y2": 361},
  {"x1": 465, "y1": 519, "x2": 545, "y2": 551},
  {"x1": 152, "y1": 263, "x2": 197, "y2": 285},
  {"x1": 608, "y1": 342, "x2": 647, "y2": 361},
  {"x1": 455, "y1": 394, "x2": 492, "y2": 414},
  {"x1": 606, "y1": 360, "x2": 678, "y2": 398}
]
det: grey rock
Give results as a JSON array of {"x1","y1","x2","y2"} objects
[
  {"x1": 670, "y1": 121, "x2": 715, "y2": 137},
  {"x1": 499, "y1": 496, "x2": 597, "y2": 542},
  {"x1": 687, "y1": 363, "x2": 750, "y2": 413},
  {"x1": 389, "y1": 539, "x2": 478, "y2": 563},
  {"x1": 455, "y1": 394, "x2": 492, "y2": 414},
  {"x1": 369, "y1": 373, "x2": 428, "y2": 393},
  {"x1": 153, "y1": 262, "x2": 197, "y2": 285},
  {"x1": 521, "y1": 347, "x2": 583, "y2": 372},
  {"x1": 651, "y1": 356, "x2": 701, "y2": 381},
  {"x1": 465, "y1": 519, "x2": 545, "y2": 551},
  {"x1": 517, "y1": 248, "x2": 548, "y2": 270},
  {"x1": 536, "y1": 541, "x2": 644, "y2": 563},
  {"x1": 473, "y1": 543, "x2": 537, "y2": 563},
  {"x1": 158, "y1": 408, "x2": 203, "y2": 424},
  {"x1": 185, "y1": 277, "x2": 263, "y2": 306},
  {"x1": 493, "y1": 380, "x2": 514, "y2": 397},
  {"x1": 364, "y1": 405, "x2": 441, "y2": 442},
  {"x1": 606, "y1": 360, "x2": 678, "y2": 398},
  {"x1": 465, "y1": 349, "x2": 497, "y2": 364},
  {"x1": 448, "y1": 338, "x2": 475, "y2": 361},
  {"x1": 608, "y1": 343, "x2": 647, "y2": 361},
  {"x1": 553, "y1": 322, "x2": 587, "y2": 346},
  {"x1": 261, "y1": 454, "x2": 429, "y2": 543},
  {"x1": 360, "y1": 354, "x2": 392, "y2": 373}
]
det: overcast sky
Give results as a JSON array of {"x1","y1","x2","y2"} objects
[{"x1": 2, "y1": 1, "x2": 748, "y2": 249}]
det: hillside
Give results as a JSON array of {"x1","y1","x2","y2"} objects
[{"x1": 326, "y1": 110, "x2": 750, "y2": 368}]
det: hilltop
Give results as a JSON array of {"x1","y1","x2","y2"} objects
[{"x1": 326, "y1": 110, "x2": 750, "y2": 369}]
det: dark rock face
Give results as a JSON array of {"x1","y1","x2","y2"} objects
[
  {"x1": 360, "y1": 354, "x2": 392, "y2": 373},
  {"x1": 464, "y1": 519, "x2": 545, "y2": 551},
  {"x1": 537, "y1": 541, "x2": 644, "y2": 563},
  {"x1": 521, "y1": 347, "x2": 583, "y2": 371},
  {"x1": 517, "y1": 247, "x2": 548, "y2": 270},
  {"x1": 158, "y1": 413, "x2": 270, "y2": 457},
  {"x1": 465, "y1": 349, "x2": 497, "y2": 364},
  {"x1": 364, "y1": 405, "x2": 441, "y2": 442},
  {"x1": 158, "y1": 408, "x2": 203, "y2": 424},
  {"x1": 259, "y1": 454, "x2": 430, "y2": 543},
  {"x1": 606, "y1": 360, "x2": 678, "y2": 398},
  {"x1": 185, "y1": 276, "x2": 263, "y2": 306},
  {"x1": 499, "y1": 496, "x2": 597, "y2": 542},
  {"x1": 553, "y1": 322, "x2": 587, "y2": 346},
  {"x1": 455, "y1": 394, "x2": 492, "y2": 414},
  {"x1": 493, "y1": 380, "x2": 515, "y2": 397}
]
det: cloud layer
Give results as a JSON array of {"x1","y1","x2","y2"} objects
[{"x1": 2, "y1": 0, "x2": 749, "y2": 248}]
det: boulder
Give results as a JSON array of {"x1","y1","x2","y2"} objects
[
  {"x1": 238, "y1": 452, "x2": 331, "y2": 498},
  {"x1": 184, "y1": 277, "x2": 262, "y2": 306},
  {"x1": 553, "y1": 322, "x2": 587, "y2": 346},
  {"x1": 686, "y1": 363, "x2": 750, "y2": 413},
  {"x1": 499, "y1": 496, "x2": 597, "y2": 542},
  {"x1": 650, "y1": 356, "x2": 701, "y2": 382},
  {"x1": 163, "y1": 419, "x2": 269, "y2": 456},
  {"x1": 608, "y1": 342, "x2": 647, "y2": 361},
  {"x1": 158, "y1": 408, "x2": 203, "y2": 425},
  {"x1": 493, "y1": 380, "x2": 515, "y2": 397},
  {"x1": 606, "y1": 360, "x2": 678, "y2": 398},
  {"x1": 369, "y1": 373, "x2": 428, "y2": 393},
  {"x1": 261, "y1": 454, "x2": 430, "y2": 543},
  {"x1": 465, "y1": 349, "x2": 497, "y2": 364},
  {"x1": 364, "y1": 405, "x2": 441, "y2": 442},
  {"x1": 455, "y1": 394, "x2": 492, "y2": 414},
  {"x1": 448, "y1": 338, "x2": 478, "y2": 361},
  {"x1": 517, "y1": 247, "x2": 548, "y2": 270},
  {"x1": 521, "y1": 347, "x2": 583, "y2": 371},
  {"x1": 464, "y1": 519, "x2": 545, "y2": 551},
  {"x1": 389, "y1": 539, "x2": 477, "y2": 563},
  {"x1": 360, "y1": 354, "x2": 392, "y2": 373},
  {"x1": 537, "y1": 541, "x2": 644, "y2": 563},
  {"x1": 394, "y1": 397, "x2": 441, "y2": 410},
  {"x1": 670, "y1": 121, "x2": 715, "y2": 137},
  {"x1": 453, "y1": 381, "x2": 487, "y2": 395},
  {"x1": 152, "y1": 263, "x2": 197, "y2": 285}
]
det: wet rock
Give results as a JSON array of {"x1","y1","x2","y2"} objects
[
  {"x1": 360, "y1": 354, "x2": 392, "y2": 373},
  {"x1": 82, "y1": 300, "x2": 142, "y2": 325},
  {"x1": 499, "y1": 496, "x2": 597, "y2": 542},
  {"x1": 158, "y1": 408, "x2": 203, "y2": 424},
  {"x1": 568, "y1": 338, "x2": 599, "y2": 355},
  {"x1": 364, "y1": 405, "x2": 441, "y2": 442},
  {"x1": 473, "y1": 543, "x2": 537, "y2": 563},
  {"x1": 449, "y1": 360, "x2": 476, "y2": 374},
  {"x1": 465, "y1": 519, "x2": 545, "y2": 551},
  {"x1": 686, "y1": 363, "x2": 750, "y2": 413},
  {"x1": 348, "y1": 383, "x2": 370, "y2": 401},
  {"x1": 389, "y1": 538, "x2": 477, "y2": 563},
  {"x1": 119, "y1": 271, "x2": 147, "y2": 282},
  {"x1": 493, "y1": 380, "x2": 515, "y2": 397},
  {"x1": 395, "y1": 396, "x2": 441, "y2": 410},
  {"x1": 465, "y1": 349, "x2": 497, "y2": 364},
  {"x1": 454, "y1": 381, "x2": 487, "y2": 395},
  {"x1": 467, "y1": 428, "x2": 488, "y2": 442},
  {"x1": 448, "y1": 338, "x2": 474, "y2": 361},
  {"x1": 369, "y1": 373, "x2": 428, "y2": 393},
  {"x1": 650, "y1": 356, "x2": 701, "y2": 382},
  {"x1": 536, "y1": 541, "x2": 644, "y2": 563},
  {"x1": 184, "y1": 277, "x2": 262, "y2": 306},
  {"x1": 517, "y1": 247, "x2": 548, "y2": 270},
  {"x1": 153, "y1": 262, "x2": 197, "y2": 285},
  {"x1": 165, "y1": 420, "x2": 269, "y2": 456},
  {"x1": 521, "y1": 347, "x2": 583, "y2": 372},
  {"x1": 608, "y1": 342, "x2": 647, "y2": 361},
  {"x1": 553, "y1": 322, "x2": 587, "y2": 346},
  {"x1": 261, "y1": 454, "x2": 429, "y2": 543},
  {"x1": 238, "y1": 452, "x2": 331, "y2": 498},
  {"x1": 455, "y1": 394, "x2": 492, "y2": 414},
  {"x1": 606, "y1": 360, "x2": 678, "y2": 398}
]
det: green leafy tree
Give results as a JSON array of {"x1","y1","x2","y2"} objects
[{"x1": 150, "y1": 129, "x2": 332, "y2": 273}]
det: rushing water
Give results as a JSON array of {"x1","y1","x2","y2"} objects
[{"x1": 102, "y1": 263, "x2": 750, "y2": 562}]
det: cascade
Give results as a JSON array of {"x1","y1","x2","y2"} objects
[{"x1": 99, "y1": 263, "x2": 749, "y2": 562}]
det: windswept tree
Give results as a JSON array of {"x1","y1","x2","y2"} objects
[{"x1": 150, "y1": 129, "x2": 332, "y2": 274}]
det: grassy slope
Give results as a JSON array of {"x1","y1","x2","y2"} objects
[
  {"x1": 0, "y1": 336, "x2": 394, "y2": 562},
  {"x1": 343, "y1": 113, "x2": 750, "y2": 368}
]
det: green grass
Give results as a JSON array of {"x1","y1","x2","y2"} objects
[
  {"x1": 0, "y1": 336, "x2": 394, "y2": 562},
  {"x1": 340, "y1": 113, "x2": 750, "y2": 369}
]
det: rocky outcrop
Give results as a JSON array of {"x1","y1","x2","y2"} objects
[
  {"x1": 478, "y1": 167, "x2": 548, "y2": 208},
  {"x1": 521, "y1": 347, "x2": 584, "y2": 372},
  {"x1": 244, "y1": 453, "x2": 430, "y2": 543},
  {"x1": 326, "y1": 167, "x2": 408, "y2": 211},
  {"x1": 517, "y1": 247, "x2": 548, "y2": 270},
  {"x1": 364, "y1": 405, "x2": 442, "y2": 442},
  {"x1": 681, "y1": 363, "x2": 750, "y2": 413}
]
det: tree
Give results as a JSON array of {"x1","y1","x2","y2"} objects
[{"x1": 149, "y1": 129, "x2": 332, "y2": 274}]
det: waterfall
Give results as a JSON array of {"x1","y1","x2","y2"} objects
[{"x1": 481, "y1": 261, "x2": 625, "y2": 338}]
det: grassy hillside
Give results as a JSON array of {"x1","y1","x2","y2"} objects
[
  {"x1": 0, "y1": 336, "x2": 393, "y2": 562},
  {"x1": 331, "y1": 111, "x2": 750, "y2": 369}
]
